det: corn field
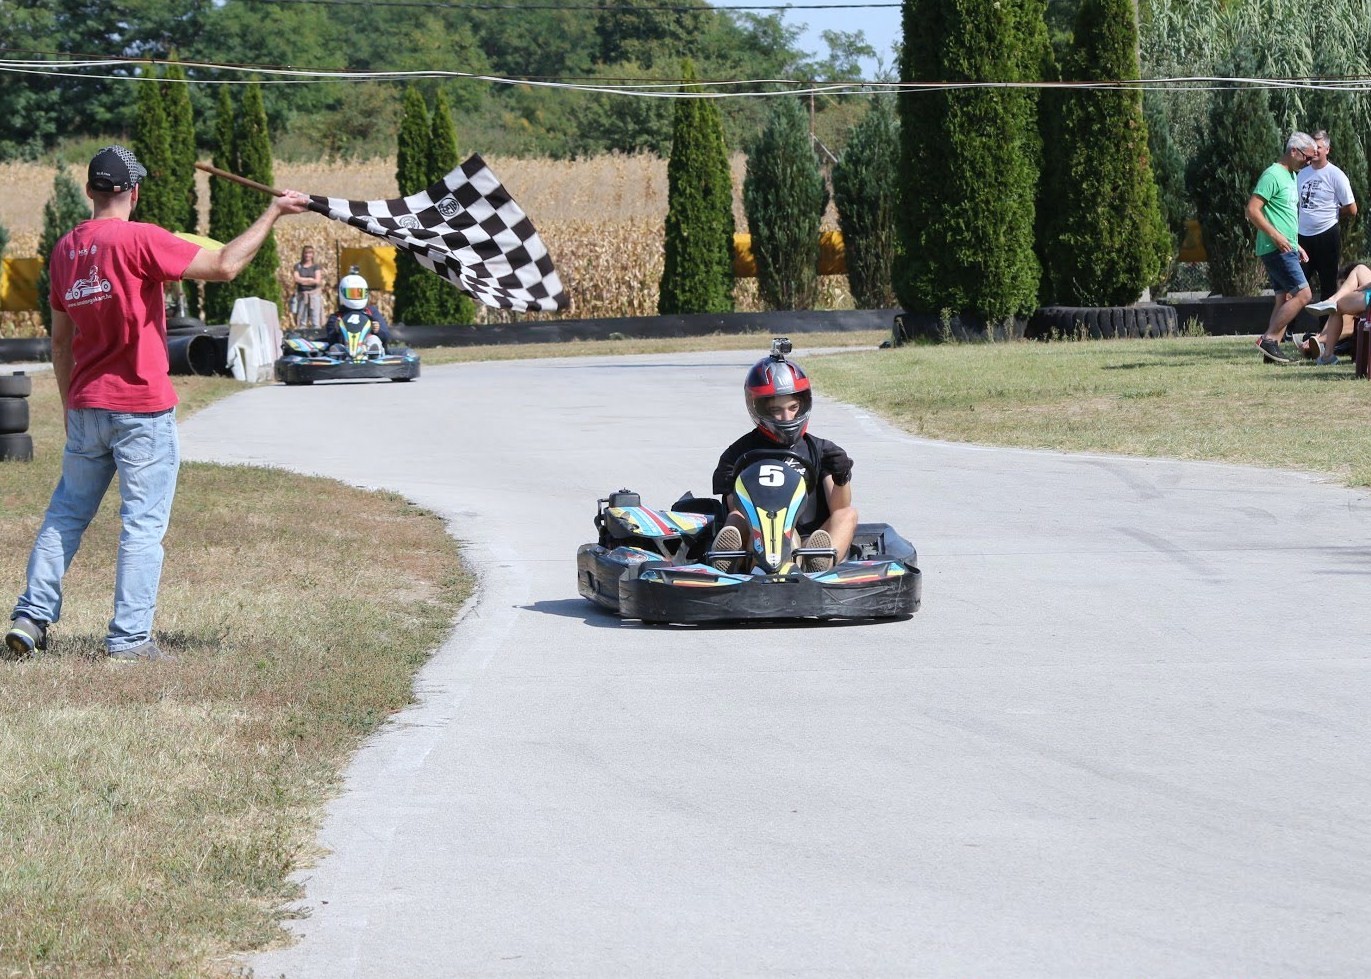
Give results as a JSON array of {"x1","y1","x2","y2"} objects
[{"x1": 2, "y1": 153, "x2": 850, "y2": 336}]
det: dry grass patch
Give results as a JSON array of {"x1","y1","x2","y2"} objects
[{"x1": 0, "y1": 374, "x2": 471, "y2": 978}]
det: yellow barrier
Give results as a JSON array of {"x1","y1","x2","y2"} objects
[
  {"x1": 1, "y1": 257, "x2": 44, "y2": 313},
  {"x1": 1178, "y1": 218, "x2": 1206, "y2": 264},
  {"x1": 732, "y1": 231, "x2": 847, "y2": 278},
  {"x1": 339, "y1": 246, "x2": 397, "y2": 292}
]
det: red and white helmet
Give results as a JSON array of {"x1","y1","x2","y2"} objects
[{"x1": 745, "y1": 338, "x2": 812, "y2": 446}]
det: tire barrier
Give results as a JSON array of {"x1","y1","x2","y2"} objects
[
  {"x1": 0, "y1": 371, "x2": 34, "y2": 462},
  {"x1": 0, "y1": 336, "x2": 52, "y2": 364},
  {"x1": 167, "y1": 332, "x2": 221, "y2": 376},
  {"x1": 891, "y1": 311, "x2": 1027, "y2": 345},
  {"x1": 1025, "y1": 303, "x2": 1179, "y2": 341}
]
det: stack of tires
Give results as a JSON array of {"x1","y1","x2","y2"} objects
[{"x1": 0, "y1": 372, "x2": 33, "y2": 462}]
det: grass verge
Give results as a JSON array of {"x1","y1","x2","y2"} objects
[{"x1": 0, "y1": 374, "x2": 471, "y2": 978}]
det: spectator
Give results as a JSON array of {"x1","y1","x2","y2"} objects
[
  {"x1": 291, "y1": 245, "x2": 324, "y2": 329},
  {"x1": 1247, "y1": 132, "x2": 1317, "y2": 364},
  {"x1": 1305, "y1": 260, "x2": 1371, "y2": 364},
  {"x1": 1297, "y1": 129, "x2": 1357, "y2": 302},
  {"x1": 4, "y1": 145, "x2": 310, "y2": 663}
]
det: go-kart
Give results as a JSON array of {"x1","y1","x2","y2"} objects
[
  {"x1": 274, "y1": 310, "x2": 420, "y2": 385},
  {"x1": 576, "y1": 448, "x2": 921, "y2": 624}
]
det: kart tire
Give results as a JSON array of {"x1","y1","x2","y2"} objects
[
  {"x1": 0, "y1": 433, "x2": 34, "y2": 462},
  {"x1": 0, "y1": 338, "x2": 51, "y2": 364},
  {"x1": 0, "y1": 397, "x2": 29, "y2": 434},
  {"x1": 284, "y1": 378, "x2": 314, "y2": 386},
  {"x1": 166, "y1": 316, "x2": 209, "y2": 334},
  {"x1": 0, "y1": 373, "x2": 34, "y2": 397}
]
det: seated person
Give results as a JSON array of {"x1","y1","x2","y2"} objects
[
  {"x1": 710, "y1": 343, "x2": 857, "y2": 573},
  {"x1": 324, "y1": 267, "x2": 391, "y2": 358},
  {"x1": 1304, "y1": 261, "x2": 1369, "y2": 364}
]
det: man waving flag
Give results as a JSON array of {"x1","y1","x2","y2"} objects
[{"x1": 201, "y1": 155, "x2": 568, "y2": 313}]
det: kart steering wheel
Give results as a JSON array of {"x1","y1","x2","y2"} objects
[{"x1": 730, "y1": 447, "x2": 817, "y2": 495}]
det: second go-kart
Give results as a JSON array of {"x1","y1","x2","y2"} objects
[
  {"x1": 576, "y1": 448, "x2": 921, "y2": 625},
  {"x1": 274, "y1": 311, "x2": 420, "y2": 386}
]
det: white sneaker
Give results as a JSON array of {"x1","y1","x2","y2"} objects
[{"x1": 1307, "y1": 299, "x2": 1338, "y2": 316}]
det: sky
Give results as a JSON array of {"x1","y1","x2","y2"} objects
[{"x1": 708, "y1": 1, "x2": 903, "y2": 80}]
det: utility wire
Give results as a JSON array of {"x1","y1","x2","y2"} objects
[{"x1": 4, "y1": 56, "x2": 1371, "y2": 96}]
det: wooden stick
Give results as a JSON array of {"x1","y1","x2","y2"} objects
[
  {"x1": 194, "y1": 161, "x2": 282, "y2": 197},
  {"x1": 195, "y1": 162, "x2": 329, "y2": 216}
]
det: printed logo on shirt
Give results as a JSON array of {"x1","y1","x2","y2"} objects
[{"x1": 63, "y1": 264, "x2": 113, "y2": 305}]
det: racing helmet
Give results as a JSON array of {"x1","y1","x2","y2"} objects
[
  {"x1": 338, "y1": 267, "x2": 369, "y2": 310},
  {"x1": 745, "y1": 338, "x2": 812, "y2": 446}
]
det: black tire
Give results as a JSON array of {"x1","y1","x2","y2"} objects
[
  {"x1": 0, "y1": 337, "x2": 51, "y2": 364},
  {"x1": 166, "y1": 315, "x2": 209, "y2": 334},
  {"x1": 0, "y1": 374, "x2": 34, "y2": 398},
  {"x1": 0, "y1": 397, "x2": 29, "y2": 434},
  {"x1": 1026, "y1": 303, "x2": 1178, "y2": 341},
  {"x1": 0, "y1": 433, "x2": 34, "y2": 462}
]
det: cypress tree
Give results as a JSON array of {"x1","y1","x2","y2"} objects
[
  {"x1": 205, "y1": 87, "x2": 247, "y2": 322},
  {"x1": 391, "y1": 86, "x2": 431, "y2": 325},
  {"x1": 132, "y1": 67, "x2": 178, "y2": 230},
  {"x1": 832, "y1": 97, "x2": 899, "y2": 309},
  {"x1": 162, "y1": 59, "x2": 200, "y2": 316},
  {"x1": 897, "y1": 0, "x2": 1042, "y2": 321},
  {"x1": 161, "y1": 61, "x2": 197, "y2": 234},
  {"x1": 231, "y1": 83, "x2": 281, "y2": 311},
  {"x1": 1143, "y1": 92, "x2": 1190, "y2": 257},
  {"x1": 1186, "y1": 76, "x2": 1278, "y2": 297},
  {"x1": 419, "y1": 89, "x2": 476, "y2": 325},
  {"x1": 37, "y1": 170, "x2": 91, "y2": 334},
  {"x1": 1038, "y1": 0, "x2": 1169, "y2": 307},
  {"x1": 742, "y1": 97, "x2": 827, "y2": 311},
  {"x1": 659, "y1": 59, "x2": 735, "y2": 315}
]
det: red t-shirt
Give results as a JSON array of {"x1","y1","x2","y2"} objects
[{"x1": 49, "y1": 219, "x2": 202, "y2": 412}]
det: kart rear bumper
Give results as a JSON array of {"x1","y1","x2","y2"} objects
[{"x1": 275, "y1": 355, "x2": 420, "y2": 384}]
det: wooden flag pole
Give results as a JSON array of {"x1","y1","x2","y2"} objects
[
  {"x1": 195, "y1": 162, "x2": 329, "y2": 214},
  {"x1": 194, "y1": 162, "x2": 282, "y2": 197}
]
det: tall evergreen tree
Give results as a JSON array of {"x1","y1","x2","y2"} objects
[
  {"x1": 162, "y1": 59, "x2": 200, "y2": 315},
  {"x1": 421, "y1": 89, "x2": 476, "y2": 324},
  {"x1": 832, "y1": 97, "x2": 899, "y2": 309},
  {"x1": 206, "y1": 87, "x2": 248, "y2": 322},
  {"x1": 1037, "y1": 0, "x2": 1169, "y2": 306},
  {"x1": 742, "y1": 97, "x2": 827, "y2": 311},
  {"x1": 1186, "y1": 74, "x2": 1278, "y2": 297},
  {"x1": 659, "y1": 59, "x2": 735, "y2": 315},
  {"x1": 37, "y1": 170, "x2": 91, "y2": 334},
  {"x1": 132, "y1": 67, "x2": 178, "y2": 230},
  {"x1": 897, "y1": 0, "x2": 1042, "y2": 321},
  {"x1": 231, "y1": 83, "x2": 281, "y2": 311},
  {"x1": 161, "y1": 61, "x2": 197, "y2": 233},
  {"x1": 391, "y1": 86, "x2": 432, "y2": 325}
]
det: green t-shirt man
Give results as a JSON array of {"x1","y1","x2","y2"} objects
[{"x1": 1252, "y1": 162, "x2": 1298, "y2": 257}]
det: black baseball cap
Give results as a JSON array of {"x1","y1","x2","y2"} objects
[{"x1": 88, "y1": 144, "x2": 148, "y2": 193}]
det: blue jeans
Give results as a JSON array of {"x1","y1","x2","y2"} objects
[{"x1": 12, "y1": 408, "x2": 180, "y2": 653}]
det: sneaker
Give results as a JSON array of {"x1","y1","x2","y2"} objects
[
  {"x1": 802, "y1": 530, "x2": 835, "y2": 573},
  {"x1": 709, "y1": 526, "x2": 743, "y2": 573},
  {"x1": 4, "y1": 615, "x2": 47, "y2": 660},
  {"x1": 107, "y1": 639, "x2": 175, "y2": 663},
  {"x1": 1316, "y1": 352, "x2": 1340, "y2": 366},
  {"x1": 1257, "y1": 337, "x2": 1291, "y2": 364},
  {"x1": 1307, "y1": 299, "x2": 1338, "y2": 316}
]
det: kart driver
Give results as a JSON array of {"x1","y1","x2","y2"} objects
[
  {"x1": 323, "y1": 267, "x2": 392, "y2": 358},
  {"x1": 710, "y1": 340, "x2": 857, "y2": 573}
]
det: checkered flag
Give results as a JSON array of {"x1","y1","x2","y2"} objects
[{"x1": 308, "y1": 154, "x2": 568, "y2": 312}]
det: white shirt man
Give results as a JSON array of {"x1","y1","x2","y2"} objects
[{"x1": 1297, "y1": 132, "x2": 1357, "y2": 301}]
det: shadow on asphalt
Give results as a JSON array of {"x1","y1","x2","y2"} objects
[{"x1": 520, "y1": 599, "x2": 914, "y2": 631}]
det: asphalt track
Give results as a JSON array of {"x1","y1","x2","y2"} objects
[{"x1": 176, "y1": 347, "x2": 1371, "y2": 978}]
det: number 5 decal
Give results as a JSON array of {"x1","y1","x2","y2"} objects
[{"x1": 758, "y1": 464, "x2": 786, "y2": 487}]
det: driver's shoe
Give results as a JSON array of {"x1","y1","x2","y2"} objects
[
  {"x1": 803, "y1": 530, "x2": 835, "y2": 573},
  {"x1": 710, "y1": 526, "x2": 743, "y2": 573},
  {"x1": 5, "y1": 615, "x2": 47, "y2": 660}
]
